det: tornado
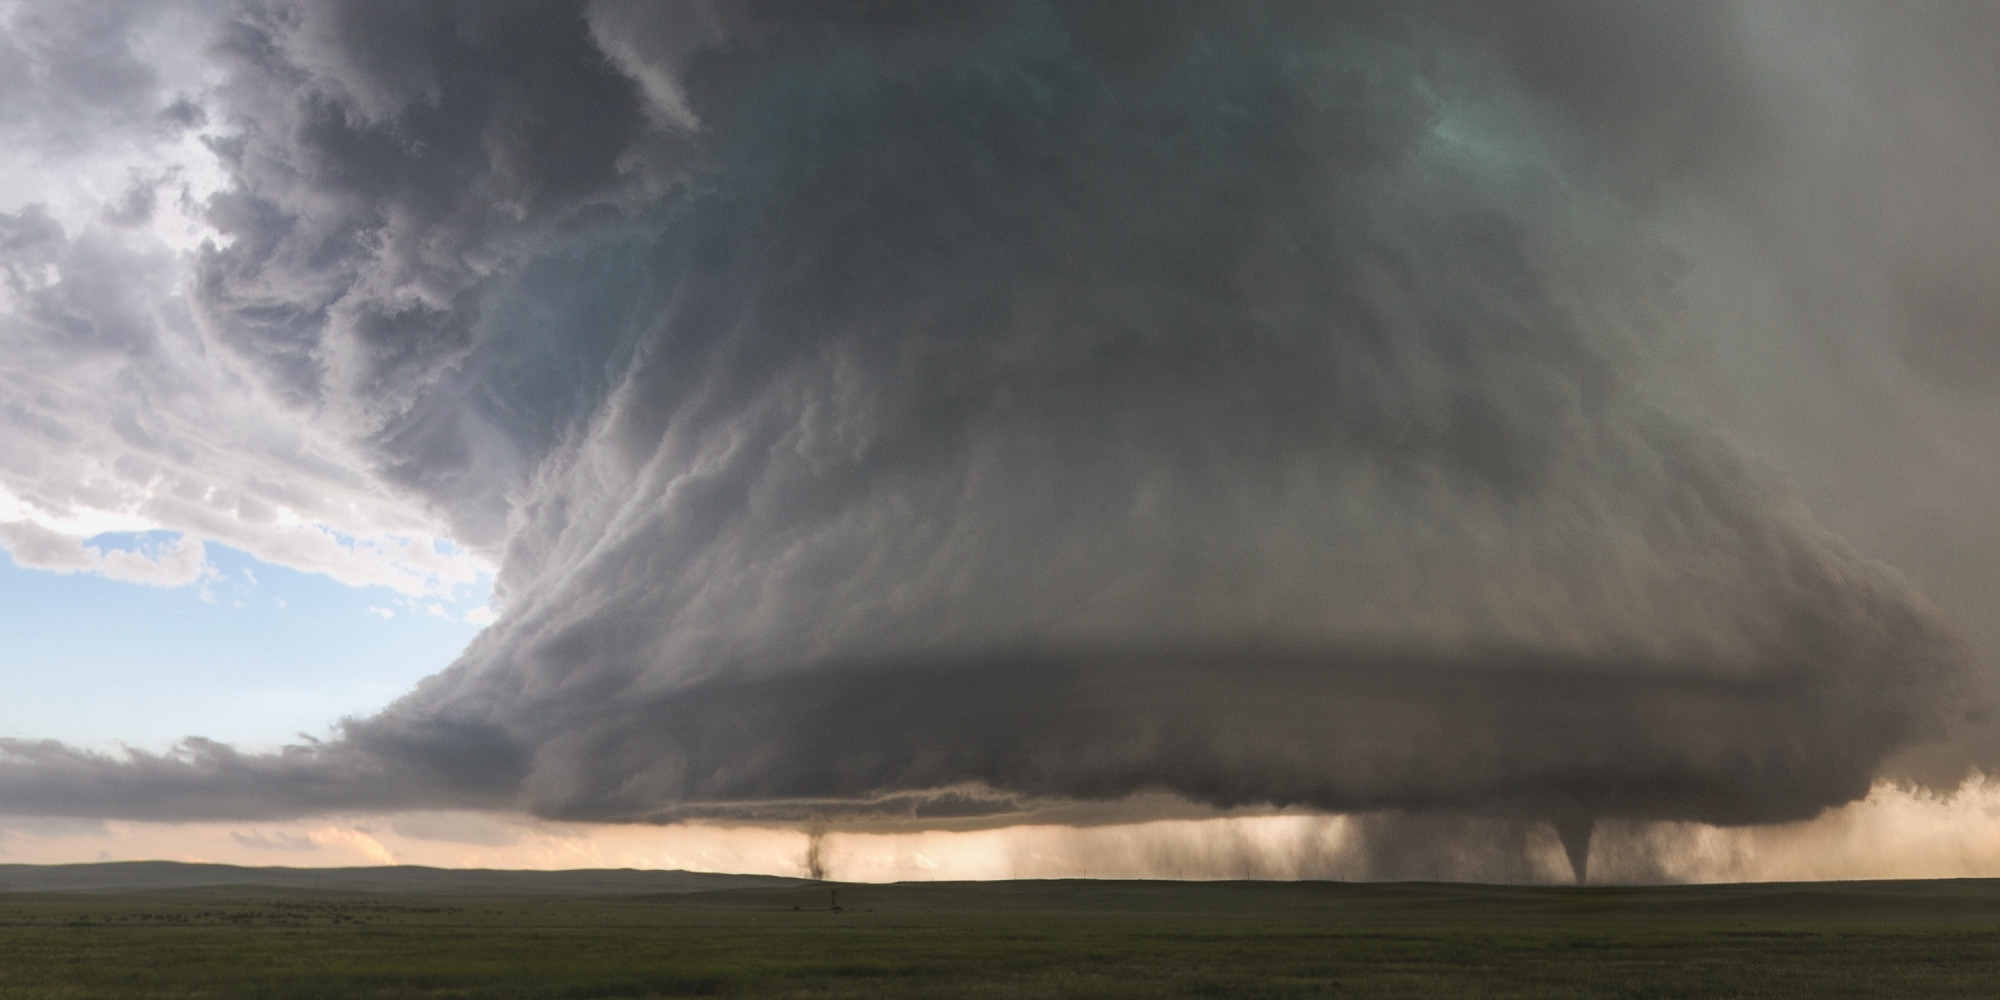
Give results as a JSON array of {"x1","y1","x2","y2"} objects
[{"x1": 0, "y1": 1, "x2": 1985, "y2": 880}]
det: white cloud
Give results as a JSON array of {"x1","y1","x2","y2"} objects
[
  {"x1": 0, "y1": 521, "x2": 207, "y2": 587},
  {"x1": 0, "y1": 217, "x2": 491, "y2": 596},
  {"x1": 364, "y1": 606, "x2": 394, "y2": 620},
  {"x1": 0, "y1": 0, "x2": 493, "y2": 601},
  {"x1": 306, "y1": 824, "x2": 394, "y2": 865}
]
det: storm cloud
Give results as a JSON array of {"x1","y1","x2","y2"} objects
[{"x1": 1, "y1": 1, "x2": 1996, "y2": 875}]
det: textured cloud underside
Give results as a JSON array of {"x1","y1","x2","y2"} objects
[{"x1": 0, "y1": 1, "x2": 1992, "y2": 835}]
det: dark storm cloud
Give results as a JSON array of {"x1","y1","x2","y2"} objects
[
  {"x1": 1439, "y1": 0, "x2": 1764, "y2": 187},
  {"x1": 0, "y1": 0, "x2": 1990, "y2": 854},
  {"x1": 192, "y1": 0, "x2": 674, "y2": 546},
  {"x1": 0, "y1": 716, "x2": 520, "y2": 822}
]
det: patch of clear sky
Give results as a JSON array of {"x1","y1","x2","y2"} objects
[{"x1": 0, "y1": 532, "x2": 489, "y2": 753}]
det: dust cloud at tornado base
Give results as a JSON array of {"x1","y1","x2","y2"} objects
[{"x1": 4, "y1": 1, "x2": 2000, "y2": 882}]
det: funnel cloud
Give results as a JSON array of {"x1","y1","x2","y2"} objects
[{"x1": 0, "y1": 1, "x2": 1995, "y2": 879}]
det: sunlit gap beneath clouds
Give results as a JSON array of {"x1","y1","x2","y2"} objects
[{"x1": 3, "y1": 779, "x2": 1998, "y2": 886}]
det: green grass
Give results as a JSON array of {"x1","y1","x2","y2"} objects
[{"x1": 4, "y1": 878, "x2": 2000, "y2": 997}]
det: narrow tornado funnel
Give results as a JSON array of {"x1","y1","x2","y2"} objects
[{"x1": 1553, "y1": 817, "x2": 1595, "y2": 885}]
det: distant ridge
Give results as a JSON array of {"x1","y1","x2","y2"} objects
[{"x1": 0, "y1": 861, "x2": 812, "y2": 895}]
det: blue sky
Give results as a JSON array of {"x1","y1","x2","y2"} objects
[{"x1": 0, "y1": 532, "x2": 488, "y2": 753}]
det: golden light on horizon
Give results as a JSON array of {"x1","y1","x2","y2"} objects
[{"x1": 7, "y1": 778, "x2": 2000, "y2": 887}]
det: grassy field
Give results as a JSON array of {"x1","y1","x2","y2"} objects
[{"x1": 4, "y1": 876, "x2": 2000, "y2": 998}]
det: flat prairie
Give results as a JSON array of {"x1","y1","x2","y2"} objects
[{"x1": 3, "y1": 869, "x2": 1999, "y2": 998}]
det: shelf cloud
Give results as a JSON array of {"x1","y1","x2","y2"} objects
[{"x1": 3, "y1": 1, "x2": 1997, "y2": 878}]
